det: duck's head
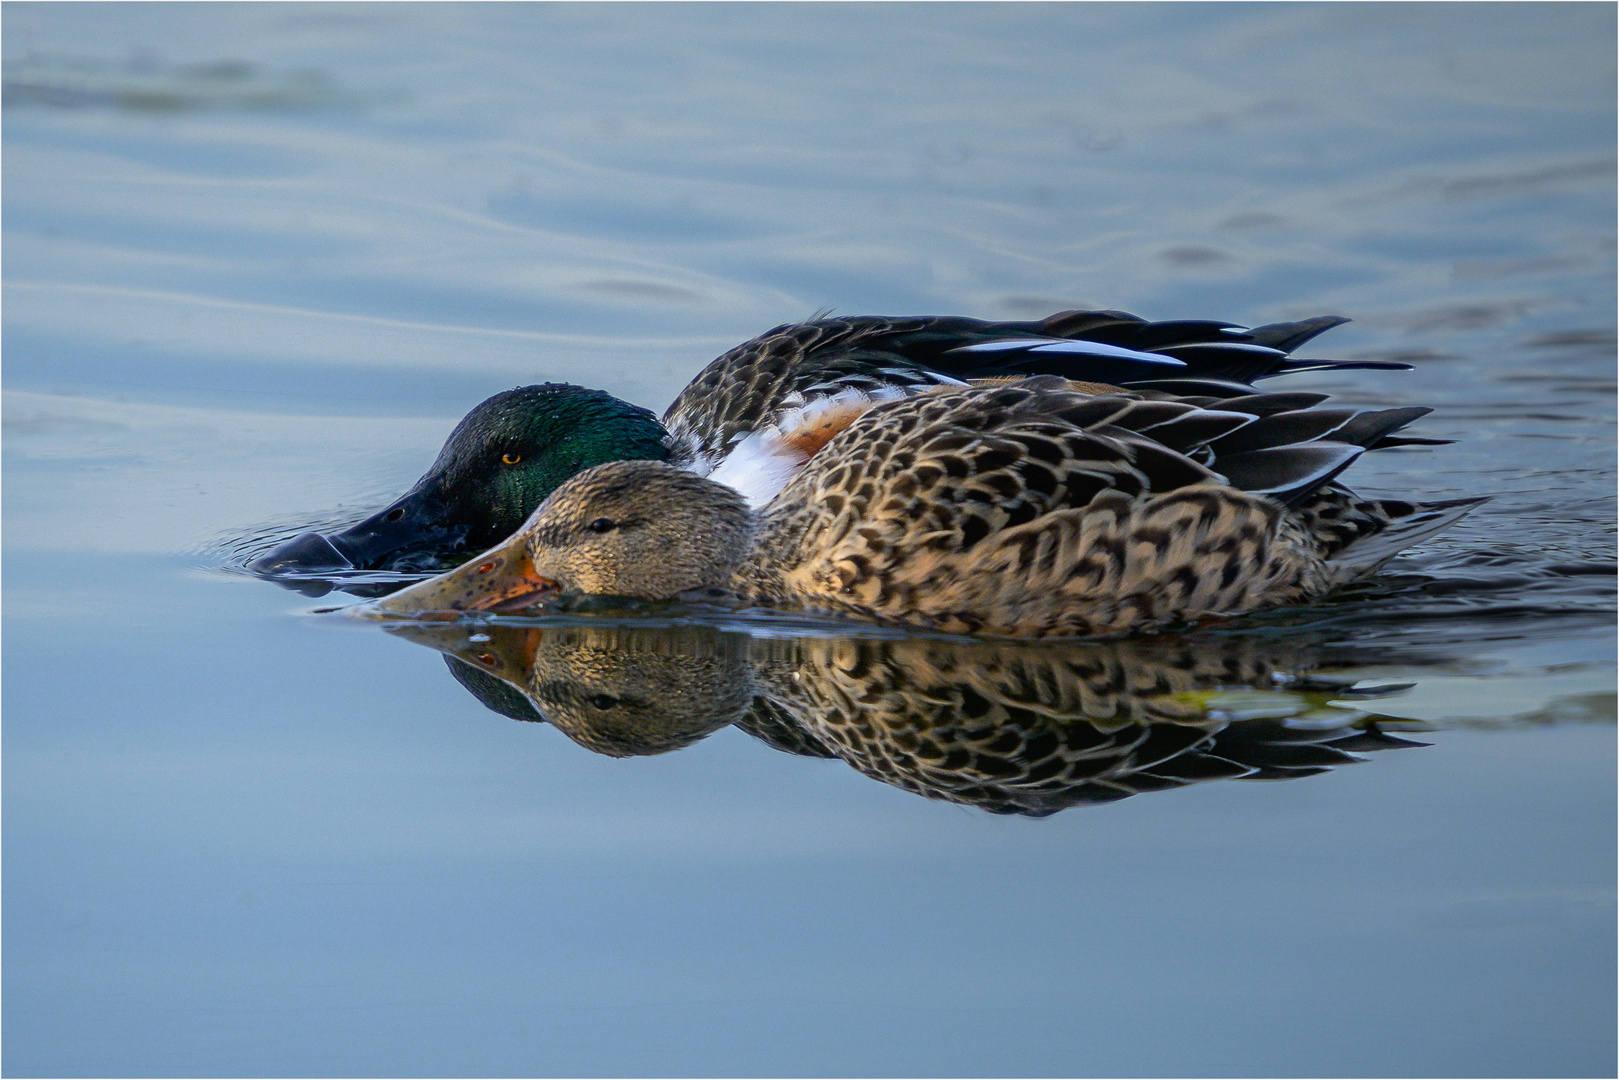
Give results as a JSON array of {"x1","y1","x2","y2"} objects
[
  {"x1": 250, "y1": 384, "x2": 670, "y2": 578},
  {"x1": 366, "y1": 460, "x2": 755, "y2": 614}
]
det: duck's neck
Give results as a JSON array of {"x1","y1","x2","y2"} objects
[{"x1": 724, "y1": 499, "x2": 818, "y2": 605}]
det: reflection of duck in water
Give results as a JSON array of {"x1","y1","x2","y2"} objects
[
  {"x1": 436, "y1": 624, "x2": 755, "y2": 756},
  {"x1": 374, "y1": 376, "x2": 1480, "y2": 636},
  {"x1": 390, "y1": 623, "x2": 1423, "y2": 816},
  {"x1": 251, "y1": 310, "x2": 1428, "y2": 583},
  {"x1": 750, "y1": 635, "x2": 1419, "y2": 815}
]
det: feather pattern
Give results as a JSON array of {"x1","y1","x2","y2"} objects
[
  {"x1": 659, "y1": 310, "x2": 1413, "y2": 505},
  {"x1": 709, "y1": 376, "x2": 1478, "y2": 636}
]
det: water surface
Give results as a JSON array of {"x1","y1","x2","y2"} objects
[{"x1": 4, "y1": 4, "x2": 1614, "y2": 1076}]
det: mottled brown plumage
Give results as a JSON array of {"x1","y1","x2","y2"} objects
[
  {"x1": 734, "y1": 380, "x2": 1328, "y2": 635},
  {"x1": 765, "y1": 379, "x2": 1479, "y2": 634}
]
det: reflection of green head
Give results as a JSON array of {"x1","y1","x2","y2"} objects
[
  {"x1": 443, "y1": 655, "x2": 544, "y2": 723},
  {"x1": 425, "y1": 384, "x2": 671, "y2": 552}
]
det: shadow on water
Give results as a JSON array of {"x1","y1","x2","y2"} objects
[{"x1": 374, "y1": 618, "x2": 1444, "y2": 817}]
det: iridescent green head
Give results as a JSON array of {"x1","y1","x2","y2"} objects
[
  {"x1": 251, "y1": 383, "x2": 671, "y2": 576},
  {"x1": 423, "y1": 384, "x2": 671, "y2": 549}
]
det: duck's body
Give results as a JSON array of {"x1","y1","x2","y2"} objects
[
  {"x1": 729, "y1": 379, "x2": 1476, "y2": 636},
  {"x1": 253, "y1": 309, "x2": 1411, "y2": 579},
  {"x1": 370, "y1": 374, "x2": 1481, "y2": 637}
]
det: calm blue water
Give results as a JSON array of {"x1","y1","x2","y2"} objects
[{"x1": 4, "y1": 4, "x2": 1615, "y2": 1076}]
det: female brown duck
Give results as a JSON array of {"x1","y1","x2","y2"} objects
[{"x1": 368, "y1": 376, "x2": 1481, "y2": 638}]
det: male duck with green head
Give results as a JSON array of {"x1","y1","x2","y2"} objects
[
  {"x1": 254, "y1": 384, "x2": 670, "y2": 575},
  {"x1": 251, "y1": 309, "x2": 1420, "y2": 580}
]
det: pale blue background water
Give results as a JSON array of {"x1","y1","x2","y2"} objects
[{"x1": 4, "y1": 4, "x2": 1615, "y2": 1076}]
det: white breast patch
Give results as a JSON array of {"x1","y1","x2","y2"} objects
[{"x1": 704, "y1": 385, "x2": 911, "y2": 508}]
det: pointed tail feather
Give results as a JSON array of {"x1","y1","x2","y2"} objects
[
  {"x1": 1328, "y1": 497, "x2": 1488, "y2": 579},
  {"x1": 1244, "y1": 316, "x2": 1351, "y2": 353}
]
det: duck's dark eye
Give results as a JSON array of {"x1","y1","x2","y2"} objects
[
  {"x1": 588, "y1": 517, "x2": 616, "y2": 533},
  {"x1": 501, "y1": 453, "x2": 522, "y2": 465},
  {"x1": 589, "y1": 694, "x2": 619, "y2": 710}
]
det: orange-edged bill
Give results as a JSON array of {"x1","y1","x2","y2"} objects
[{"x1": 362, "y1": 534, "x2": 559, "y2": 617}]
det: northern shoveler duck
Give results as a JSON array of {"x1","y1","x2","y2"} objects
[
  {"x1": 251, "y1": 309, "x2": 1416, "y2": 577},
  {"x1": 366, "y1": 372, "x2": 1482, "y2": 637}
]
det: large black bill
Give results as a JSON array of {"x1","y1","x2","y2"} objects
[
  {"x1": 250, "y1": 531, "x2": 354, "y2": 575},
  {"x1": 248, "y1": 487, "x2": 472, "y2": 578}
]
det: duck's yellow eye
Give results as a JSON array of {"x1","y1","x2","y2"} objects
[{"x1": 501, "y1": 453, "x2": 522, "y2": 465}]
